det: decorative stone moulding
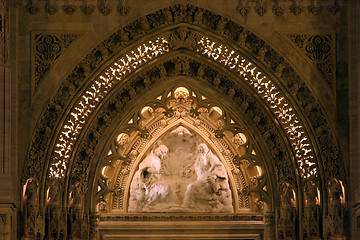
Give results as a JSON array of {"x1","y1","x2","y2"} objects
[
  {"x1": 24, "y1": 0, "x2": 129, "y2": 16},
  {"x1": 72, "y1": 54, "x2": 291, "y2": 210},
  {"x1": 286, "y1": 34, "x2": 335, "y2": 92},
  {"x1": 32, "y1": 33, "x2": 81, "y2": 91},
  {"x1": 20, "y1": 4, "x2": 347, "y2": 239},
  {"x1": 23, "y1": 0, "x2": 343, "y2": 16},
  {"x1": 95, "y1": 86, "x2": 263, "y2": 214},
  {"x1": 47, "y1": 31, "x2": 316, "y2": 200},
  {"x1": 23, "y1": 4, "x2": 344, "y2": 220}
]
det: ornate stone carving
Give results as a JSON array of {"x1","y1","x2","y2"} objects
[
  {"x1": 23, "y1": 179, "x2": 45, "y2": 240},
  {"x1": 45, "y1": 4, "x2": 58, "y2": 15},
  {"x1": 302, "y1": 180, "x2": 321, "y2": 239},
  {"x1": 324, "y1": 178, "x2": 345, "y2": 239},
  {"x1": 22, "y1": 7, "x2": 345, "y2": 238},
  {"x1": 287, "y1": 34, "x2": 335, "y2": 91},
  {"x1": 328, "y1": 4, "x2": 341, "y2": 14},
  {"x1": 25, "y1": 1, "x2": 40, "y2": 14},
  {"x1": 290, "y1": 4, "x2": 303, "y2": 15},
  {"x1": 62, "y1": 5, "x2": 77, "y2": 15},
  {"x1": 24, "y1": 6, "x2": 343, "y2": 189},
  {"x1": 98, "y1": 0, "x2": 112, "y2": 16},
  {"x1": 46, "y1": 180, "x2": 62, "y2": 206},
  {"x1": 68, "y1": 182, "x2": 89, "y2": 239},
  {"x1": 33, "y1": 33, "x2": 81, "y2": 91},
  {"x1": 129, "y1": 145, "x2": 172, "y2": 212},
  {"x1": 22, "y1": 0, "x2": 343, "y2": 16},
  {"x1": 308, "y1": 5, "x2": 322, "y2": 15},
  {"x1": 80, "y1": 5, "x2": 95, "y2": 15},
  {"x1": 254, "y1": 1, "x2": 267, "y2": 16},
  {"x1": 69, "y1": 182, "x2": 86, "y2": 208},
  {"x1": 45, "y1": 205, "x2": 67, "y2": 240},
  {"x1": 184, "y1": 143, "x2": 233, "y2": 212},
  {"x1": 128, "y1": 131, "x2": 234, "y2": 213},
  {"x1": 276, "y1": 182, "x2": 297, "y2": 239}
]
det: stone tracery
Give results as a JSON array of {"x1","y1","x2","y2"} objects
[
  {"x1": 48, "y1": 28, "x2": 317, "y2": 183},
  {"x1": 96, "y1": 85, "x2": 263, "y2": 213},
  {"x1": 19, "y1": 4, "x2": 346, "y2": 239}
]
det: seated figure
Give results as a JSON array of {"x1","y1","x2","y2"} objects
[
  {"x1": 129, "y1": 145, "x2": 172, "y2": 211},
  {"x1": 183, "y1": 143, "x2": 233, "y2": 212}
]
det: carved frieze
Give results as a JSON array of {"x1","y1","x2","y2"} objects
[
  {"x1": 286, "y1": 34, "x2": 335, "y2": 92},
  {"x1": 22, "y1": 0, "x2": 342, "y2": 16},
  {"x1": 32, "y1": 33, "x2": 81, "y2": 91}
]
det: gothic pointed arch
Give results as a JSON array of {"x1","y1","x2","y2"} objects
[{"x1": 21, "y1": 4, "x2": 346, "y2": 239}]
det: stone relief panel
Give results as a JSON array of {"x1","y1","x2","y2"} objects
[
  {"x1": 96, "y1": 85, "x2": 263, "y2": 214},
  {"x1": 22, "y1": 0, "x2": 342, "y2": 16},
  {"x1": 286, "y1": 34, "x2": 335, "y2": 92},
  {"x1": 128, "y1": 127, "x2": 233, "y2": 213},
  {"x1": 32, "y1": 33, "x2": 81, "y2": 91}
]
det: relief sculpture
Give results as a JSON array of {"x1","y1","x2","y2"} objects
[
  {"x1": 128, "y1": 126, "x2": 233, "y2": 213},
  {"x1": 183, "y1": 143, "x2": 233, "y2": 212},
  {"x1": 128, "y1": 145, "x2": 172, "y2": 211}
]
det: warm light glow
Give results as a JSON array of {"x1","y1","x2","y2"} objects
[
  {"x1": 174, "y1": 87, "x2": 190, "y2": 99},
  {"x1": 49, "y1": 38, "x2": 169, "y2": 178},
  {"x1": 256, "y1": 166, "x2": 262, "y2": 176},
  {"x1": 197, "y1": 37, "x2": 316, "y2": 178},
  {"x1": 234, "y1": 133, "x2": 247, "y2": 146},
  {"x1": 49, "y1": 34, "x2": 317, "y2": 180},
  {"x1": 211, "y1": 106, "x2": 223, "y2": 115},
  {"x1": 141, "y1": 106, "x2": 151, "y2": 114}
]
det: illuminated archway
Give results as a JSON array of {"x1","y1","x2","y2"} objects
[{"x1": 21, "y1": 5, "x2": 345, "y2": 239}]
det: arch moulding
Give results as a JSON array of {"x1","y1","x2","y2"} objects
[{"x1": 21, "y1": 4, "x2": 346, "y2": 240}]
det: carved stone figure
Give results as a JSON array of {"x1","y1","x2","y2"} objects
[
  {"x1": 69, "y1": 182, "x2": 85, "y2": 208},
  {"x1": 47, "y1": 180, "x2": 62, "y2": 206},
  {"x1": 24, "y1": 178, "x2": 39, "y2": 207},
  {"x1": 324, "y1": 178, "x2": 345, "y2": 238},
  {"x1": 183, "y1": 143, "x2": 233, "y2": 212},
  {"x1": 129, "y1": 145, "x2": 172, "y2": 211},
  {"x1": 128, "y1": 126, "x2": 234, "y2": 213},
  {"x1": 277, "y1": 182, "x2": 296, "y2": 239}
]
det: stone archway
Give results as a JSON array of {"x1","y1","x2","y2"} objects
[{"x1": 21, "y1": 5, "x2": 346, "y2": 240}]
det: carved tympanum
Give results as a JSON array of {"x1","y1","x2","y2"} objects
[{"x1": 129, "y1": 127, "x2": 233, "y2": 213}]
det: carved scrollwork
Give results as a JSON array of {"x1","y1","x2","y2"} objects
[
  {"x1": 302, "y1": 180, "x2": 321, "y2": 239},
  {"x1": 22, "y1": 0, "x2": 343, "y2": 16},
  {"x1": 287, "y1": 34, "x2": 335, "y2": 91},
  {"x1": 276, "y1": 182, "x2": 297, "y2": 239},
  {"x1": 23, "y1": 178, "x2": 45, "y2": 239},
  {"x1": 22, "y1": 6, "x2": 345, "y2": 238},
  {"x1": 25, "y1": 5, "x2": 343, "y2": 189},
  {"x1": 33, "y1": 33, "x2": 81, "y2": 91},
  {"x1": 92, "y1": 84, "x2": 267, "y2": 213}
]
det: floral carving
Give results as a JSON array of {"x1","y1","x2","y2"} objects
[
  {"x1": 45, "y1": 4, "x2": 58, "y2": 15},
  {"x1": 272, "y1": 5, "x2": 284, "y2": 16},
  {"x1": 23, "y1": 0, "x2": 342, "y2": 16},
  {"x1": 290, "y1": 5, "x2": 303, "y2": 15},
  {"x1": 24, "y1": 5, "x2": 343, "y2": 186},
  {"x1": 80, "y1": 5, "x2": 95, "y2": 15},
  {"x1": 62, "y1": 5, "x2": 76, "y2": 14},
  {"x1": 22, "y1": 6, "x2": 345, "y2": 238},
  {"x1": 287, "y1": 34, "x2": 335, "y2": 91},
  {"x1": 33, "y1": 33, "x2": 81, "y2": 91}
]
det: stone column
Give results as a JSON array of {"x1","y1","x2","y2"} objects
[
  {"x1": 0, "y1": 0, "x2": 17, "y2": 239},
  {"x1": 264, "y1": 211, "x2": 275, "y2": 240},
  {"x1": 349, "y1": 0, "x2": 360, "y2": 238}
]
